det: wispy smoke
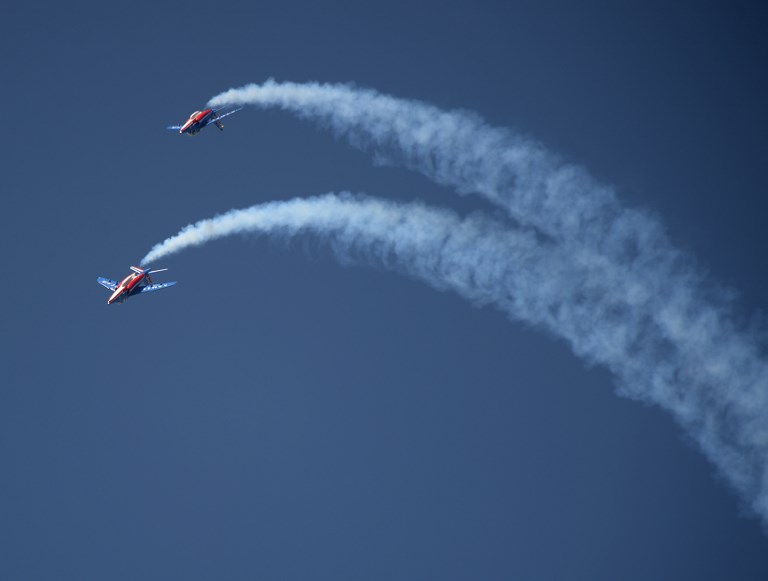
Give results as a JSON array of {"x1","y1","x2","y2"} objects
[
  {"x1": 209, "y1": 80, "x2": 647, "y2": 255},
  {"x1": 206, "y1": 80, "x2": 768, "y2": 526},
  {"x1": 143, "y1": 190, "x2": 768, "y2": 526}
]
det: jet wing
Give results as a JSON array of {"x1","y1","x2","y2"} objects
[
  {"x1": 213, "y1": 107, "x2": 242, "y2": 121},
  {"x1": 139, "y1": 281, "x2": 177, "y2": 294},
  {"x1": 97, "y1": 277, "x2": 118, "y2": 291},
  {"x1": 167, "y1": 125, "x2": 183, "y2": 130}
]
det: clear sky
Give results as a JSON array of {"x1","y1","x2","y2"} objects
[{"x1": 3, "y1": 1, "x2": 768, "y2": 579}]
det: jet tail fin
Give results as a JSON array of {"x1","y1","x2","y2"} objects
[{"x1": 131, "y1": 266, "x2": 168, "y2": 275}]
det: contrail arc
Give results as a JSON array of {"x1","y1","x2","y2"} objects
[
  {"x1": 142, "y1": 193, "x2": 768, "y2": 525},
  {"x1": 191, "y1": 78, "x2": 768, "y2": 529},
  {"x1": 207, "y1": 80, "x2": 713, "y2": 398},
  {"x1": 208, "y1": 79, "x2": 663, "y2": 263}
]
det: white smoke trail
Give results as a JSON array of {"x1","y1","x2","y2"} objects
[
  {"x1": 207, "y1": 81, "x2": 705, "y2": 371},
  {"x1": 208, "y1": 80, "x2": 654, "y2": 258},
  {"x1": 143, "y1": 193, "x2": 768, "y2": 526},
  {"x1": 207, "y1": 80, "x2": 768, "y2": 526},
  {"x1": 208, "y1": 81, "x2": 688, "y2": 347}
]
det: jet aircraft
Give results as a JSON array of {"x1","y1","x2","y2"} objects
[
  {"x1": 168, "y1": 106, "x2": 242, "y2": 135},
  {"x1": 97, "y1": 266, "x2": 176, "y2": 305}
]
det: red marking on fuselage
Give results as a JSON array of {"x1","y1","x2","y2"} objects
[
  {"x1": 107, "y1": 272, "x2": 146, "y2": 304},
  {"x1": 179, "y1": 109, "x2": 214, "y2": 134},
  {"x1": 194, "y1": 109, "x2": 213, "y2": 121}
]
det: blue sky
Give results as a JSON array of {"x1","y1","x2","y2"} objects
[{"x1": 3, "y1": 1, "x2": 768, "y2": 579}]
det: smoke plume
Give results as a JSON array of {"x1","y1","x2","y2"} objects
[{"x1": 143, "y1": 191, "x2": 768, "y2": 525}]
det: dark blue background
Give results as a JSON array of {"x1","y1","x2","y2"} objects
[{"x1": 3, "y1": 1, "x2": 768, "y2": 579}]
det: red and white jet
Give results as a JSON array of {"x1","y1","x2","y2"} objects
[
  {"x1": 97, "y1": 266, "x2": 176, "y2": 305},
  {"x1": 168, "y1": 106, "x2": 242, "y2": 136}
]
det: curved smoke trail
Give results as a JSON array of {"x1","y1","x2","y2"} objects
[
  {"x1": 143, "y1": 193, "x2": 768, "y2": 525},
  {"x1": 208, "y1": 80, "x2": 659, "y2": 259},
  {"x1": 207, "y1": 82, "x2": 690, "y2": 359},
  {"x1": 207, "y1": 81, "x2": 722, "y2": 389},
  {"x1": 206, "y1": 80, "x2": 768, "y2": 526}
]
